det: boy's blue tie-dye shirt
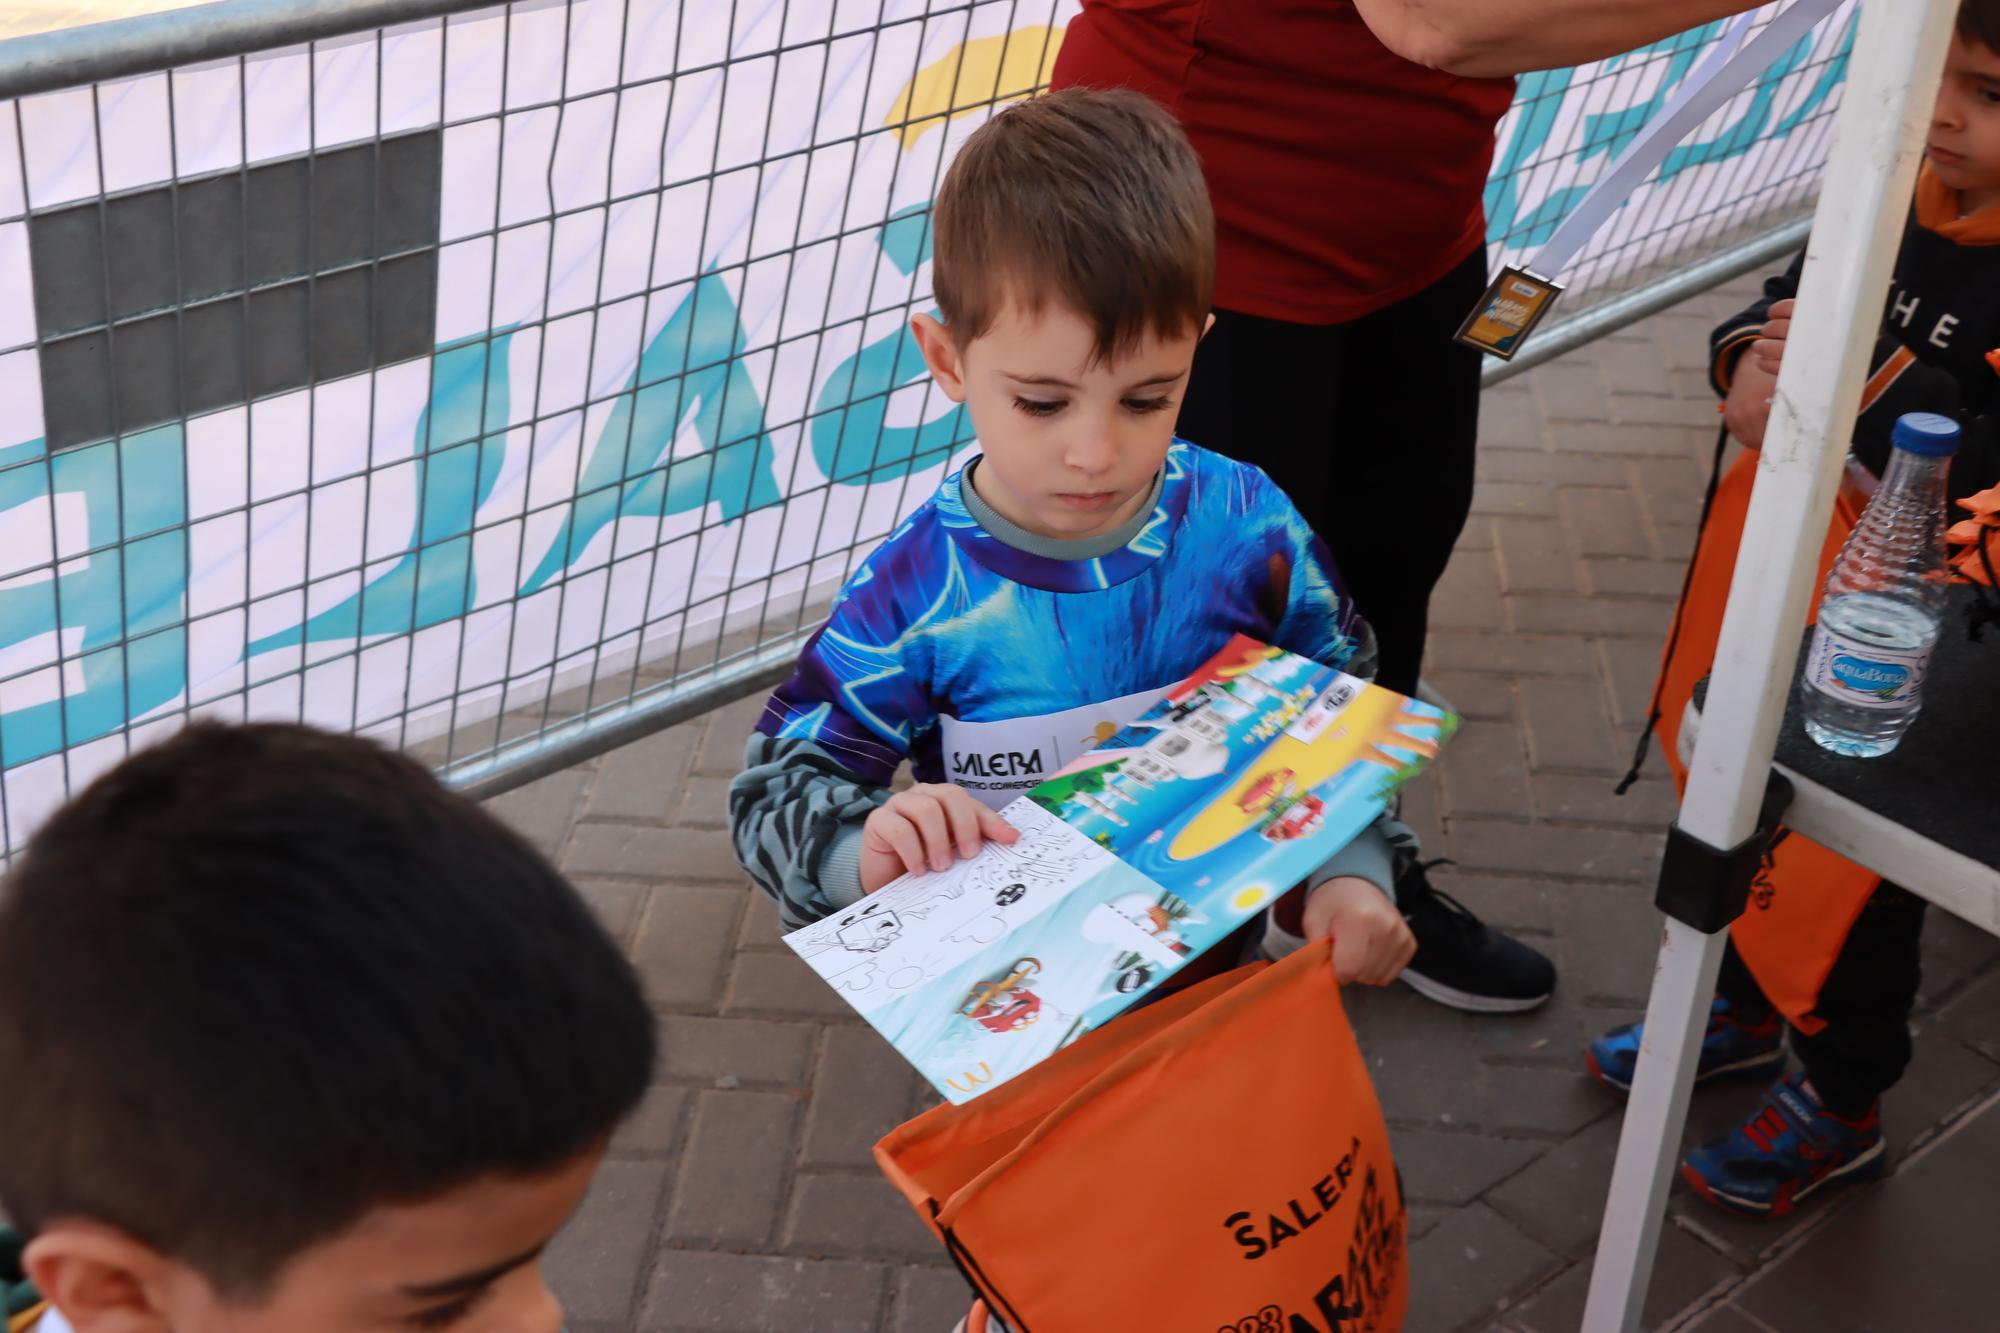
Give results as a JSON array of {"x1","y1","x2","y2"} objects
[{"x1": 732, "y1": 440, "x2": 1387, "y2": 926}]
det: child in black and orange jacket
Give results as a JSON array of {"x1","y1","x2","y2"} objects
[{"x1": 1586, "y1": 0, "x2": 2000, "y2": 1221}]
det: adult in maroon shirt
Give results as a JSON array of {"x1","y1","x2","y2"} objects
[{"x1": 1053, "y1": 0, "x2": 1765, "y2": 1012}]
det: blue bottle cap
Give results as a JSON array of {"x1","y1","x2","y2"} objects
[{"x1": 1891, "y1": 412, "x2": 1960, "y2": 456}]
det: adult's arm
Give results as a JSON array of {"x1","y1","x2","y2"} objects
[{"x1": 1352, "y1": 0, "x2": 1769, "y2": 77}]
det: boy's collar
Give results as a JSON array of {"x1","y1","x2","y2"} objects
[
  {"x1": 959, "y1": 458, "x2": 1165, "y2": 561},
  {"x1": 933, "y1": 441, "x2": 1193, "y2": 594},
  {"x1": 1915, "y1": 161, "x2": 2000, "y2": 245}
]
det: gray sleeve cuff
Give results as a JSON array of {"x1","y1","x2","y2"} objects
[
  {"x1": 1307, "y1": 822, "x2": 1397, "y2": 905},
  {"x1": 816, "y1": 823, "x2": 871, "y2": 910}
]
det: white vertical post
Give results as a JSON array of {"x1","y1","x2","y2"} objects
[{"x1": 1581, "y1": 2, "x2": 1960, "y2": 1329}]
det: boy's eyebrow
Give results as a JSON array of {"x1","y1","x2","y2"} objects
[
  {"x1": 401, "y1": 1240, "x2": 549, "y2": 1298},
  {"x1": 1001, "y1": 371, "x2": 1186, "y2": 389}
]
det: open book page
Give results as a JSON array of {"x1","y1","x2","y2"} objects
[{"x1": 785, "y1": 637, "x2": 1455, "y2": 1102}]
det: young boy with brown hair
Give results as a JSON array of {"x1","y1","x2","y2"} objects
[
  {"x1": 0, "y1": 722, "x2": 656, "y2": 1332},
  {"x1": 729, "y1": 87, "x2": 1471, "y2": 994},
  {"x1": 1589, "y1": 0, "x2": 2000, "y2": 1219}
]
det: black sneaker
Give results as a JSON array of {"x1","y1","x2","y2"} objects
[{"x1": 1398, "y1": 859, "x2": 1554, "y2": 1013}]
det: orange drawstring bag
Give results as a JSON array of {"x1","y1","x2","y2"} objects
[{"x1": 876, "y1": 941, "x2": 1406, "y2": 1333}]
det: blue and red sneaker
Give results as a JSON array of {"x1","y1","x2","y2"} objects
[
  {"x1": 1680, "y1": 1072, "x2": 1886, "y2": 1218},
  {"x1": 1584, "y1": 996, "x2": 1786, "y2": 1093}
]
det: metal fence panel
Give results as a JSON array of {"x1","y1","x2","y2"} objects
[{"x1": 0, "y1": 0, "x2": 1852, "y2": 848}]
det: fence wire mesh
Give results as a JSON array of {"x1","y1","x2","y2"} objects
[{"x1": 0, "y1": 0, "x2": 1852, "y2": 850}]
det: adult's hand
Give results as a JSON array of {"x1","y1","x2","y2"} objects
[{"x1": 1353, "y1": 0, "x2": 1768, "y2": 78}]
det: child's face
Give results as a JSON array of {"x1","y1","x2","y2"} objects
[
  {"x1": 33, "y1": 1151, "x2": 600, "y2": 1333},
  {"x1": 911, "y1": 299, "x2": 1203, "y2": 541},
  {"x1": 1929, "y1": 33, "x2": 2000, "y2": 206}
]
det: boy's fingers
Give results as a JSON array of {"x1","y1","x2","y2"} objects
[
  {"x1": 873, "y1": 816, "x2": 927, "y2": 876},
  {"x1": 1329, "y1": 928, "x2": 1368, "y2": 985},
  {"x1": 976, "y1": 804, "x2": 1021, "y2": 844},
  {"x1": 903, "y1": 797, "x2": 954, "y2": 871},
  {"x1": 940, "y1": 793, "x2": 986, "y2": 859}
]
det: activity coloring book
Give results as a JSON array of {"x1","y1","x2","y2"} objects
[{"x1": 783, "y1": 637, "x2": 1456, "y2": 1102}]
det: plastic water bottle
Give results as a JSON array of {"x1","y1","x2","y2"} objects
[{"x1": 1801, "y1": 412, "x2": 1958, "y2": 758}]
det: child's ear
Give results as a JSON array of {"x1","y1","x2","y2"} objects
[
  {"x1": 24, "y1": 1223, "x2": 176, "y2": 1333},
  {"x1": 910, "y1": 312, "x2": 969, "y2": 402}
]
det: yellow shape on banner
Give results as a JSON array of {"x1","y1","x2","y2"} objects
[
  {"x1": 1168, "y1": 688, "x2": 1431, "y2": 862},
  {"x1": 888, "y1": 26, "x2": 1066, "y2": 149}
]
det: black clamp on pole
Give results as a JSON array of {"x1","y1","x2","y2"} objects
[{"x1": 1654, "y1": 771, "x2": 1795, "y2": 934}]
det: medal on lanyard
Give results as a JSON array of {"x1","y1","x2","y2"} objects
[{"x1": 1457, "y1": 0, "x2": 1843, "y2": 359}]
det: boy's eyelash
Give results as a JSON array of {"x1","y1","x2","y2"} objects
[
  {"x1": 407, "y1": 1292, "x2": 484, "y2": 1329},
  {"x1": 1123, "y1": 396, "x2": 1174, "y2": 414},
  {"x1": 1013, "y1": 397, "x2": 1063, "y2": 417}
]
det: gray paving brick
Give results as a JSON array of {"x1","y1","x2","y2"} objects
[
  {"x1": 1508, "y1": 1223, "x2": 1743, "y2": 1332},
  {"x1": 1596, "y1": 636, "x2": 1668, "y2": 730},
  {"x1": 1475, "y1": 449, "x2": 1629, "y2": 489},
  {"x1": 1561, "y1": 488, "x2": 1653, "y2": 558},
  {"x1": 1431, "y1": 631, "x2": 1599, "y2": 677},
  {"x1": 1532, "y1": 362, "x2": 1612, "y2": 423},
  {"x1": 802, "y1": 1025, "x2": 923, "y2": 1168},
  {"x1": 1549, "y1": 420, "x2": 1705, "y2": 457},
  {"x1": 786, "y1": 1171, "x2": 941, "y2": 1260},
  {"x1": 1478, "y1": 384, "x2": 1546, "y2": 442},
  {"x1": 612, "y1": 1082, "x2": 694, "y2": 1156},
  {"x1": 727, "y1": 949, "x2": 869, "y2": 1020},
  {"x1": 1404, "y1": 1202, "x2": 1563, "y2": 1333},
  {"x1": 631, "y1": 886, "x2": 744, "y2": 1008},
  {"x1": 737, "y1": 889, "x2": 789, "y2": 951},
  {"x1": 1935, "y1": 964, "x2": 2000, "y2": 1059},
  {"x1": 1426, "y1": 671, "x2": 1518, "y2": 722},
  {"x1": 1471, "y1": 480, "x2": 1558, "y2": 518},
  {"x1": 1485, "y1": 1114, "x2": 1624, "y2": 1258},
  {"x1": 1520, "y1": 675, "x2": 1627, "y2": 774},
  {"x1": 1492, "y1": 517, "x2": 1583, "y2": 594},
  {"x1": 660, "y1": 1014, "x2": 819, "y2": 1087},
  {"x1": 888, "y1": 1266, "x2": 977, "y2": 1333},
  {"x1": 1429, "y1": 871, "x2": 1556, "y2": 935},
  {"x1": 566, "y1": 821, "x2": 744, "y2": 881},
  {"x1": 693, "y1": 697, "x2": 768, "y2": 776},
  {"x1": 1507, "y1": 594, "x2": 1674, "y2": 639},
  {"x1": 1391, "y1": 1129, "x2": 1546, "y2": 1207},
  {"x1": 676, "y1": 774, "x2": 734, "y2": 829},
  {"x1": 666, "y1": 1089, "x2": 799, "y2": 1246},
  {"x1": 642, "y1": 1250, "x2": 885, "y2": 1332},
  {"x1": 1582, "y1": 556, "x2": 1689, "y2": 599},
  {"x1": 574, "y1": 878, "x2": 649, "y2": 945},
  {"x1": 1596, "y1": 338, "x2": 1672, "y2": 397},
  {"x1": 1880, "y1": 1020, "x2": 2000, "y2": 1160},
  {"x1": 587, "y1": 725, "x2": 696, "y2": 820},
  {"x1": 483, "y1": 767, "x2": 588, "y2": 857},
  {"x1": 1533, "y1": 773, "x2": 1677, "y2": 829},
  {"x1": 1449, "y1": 819, "x2": 1659, "y2": 884},
  {"x1": 1432, "y1": 548, "x2": 1509, "y2": 631},
  {"x1": 1437, "y1": 721, "x2": 1533, "y2": 820},
  {"x1": 546, "y1": 1159, "x2": 671, "y2": 1326},
  {"x1": 1549, "y1": 887, "x2": 1668, "y2": 1004}
]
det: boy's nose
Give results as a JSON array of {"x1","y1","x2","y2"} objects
[{"x1": 1062, "y1": 432, "x2": 1118, "y2": 477}]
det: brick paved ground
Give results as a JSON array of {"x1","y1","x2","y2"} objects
[{"x1": 493, "y1": 279, "x2": 2000, "y2": 1332}]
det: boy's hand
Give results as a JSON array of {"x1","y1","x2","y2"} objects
[
  {"x1": 859, "y1": 783, "x2": 1020, "y2": 893},
  {"x1": 1749, "y1": 298, "x2": 1794, "y2": 375},
  {"x1": 1302, "y1": 876, "x2": 1416, "y2": 986},
  {"x1": 1723, "y1": 351, "x2": 1779, "y2": 450}
]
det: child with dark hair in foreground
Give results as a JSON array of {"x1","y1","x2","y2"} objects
[{"x1": 0, "y1": 722, "x2": 656, "y2": 1333}]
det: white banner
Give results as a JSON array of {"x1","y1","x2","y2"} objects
[{"x1": 0, "y1": 0, "x2": 1855, "y2": 843}]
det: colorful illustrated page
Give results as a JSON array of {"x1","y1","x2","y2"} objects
[{"x1": 785, "y1": 637, "x2": 1456, "y2": 1102}]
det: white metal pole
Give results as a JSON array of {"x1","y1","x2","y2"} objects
[{"x1": 1580, "y1": 2, "x2": 1959, "y2": 1329}]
